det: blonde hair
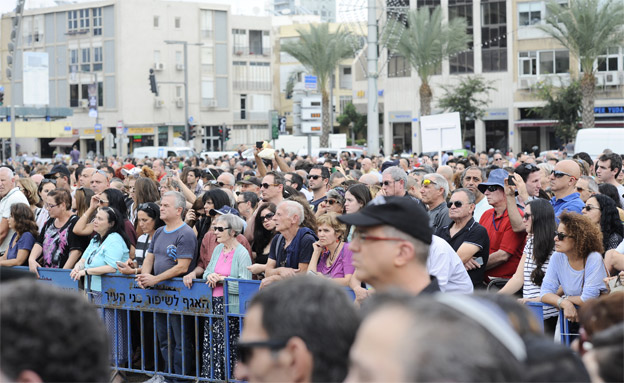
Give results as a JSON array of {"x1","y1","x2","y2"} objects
[
  {"x1": 316, "y1": 212, "x2": 347, "y2": 240},
  {"x1": 17, "y1": 178, "x2": 40, "y2": 207}
]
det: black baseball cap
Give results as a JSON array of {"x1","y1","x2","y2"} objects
[
  {"x1": 44, "y1": 164, "x2": 70, "y2": 179},
  {"x1": 338, "y1": 196, "x2": 432, "y2": 245}
]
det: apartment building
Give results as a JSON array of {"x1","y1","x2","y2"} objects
[
  {"x1": 351, "y1": 0, "x2": 623, "y2": 155},
  {"x1": 274, "y1": 0, "x2": 337, "y2": 22},
  {"x1": 0, "y1": 0, "x2": 275, "y2": 157}
]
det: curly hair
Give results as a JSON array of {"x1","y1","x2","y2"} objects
[
  {"x1": 558, "y1": 212, "x2": 604, "y2": 258},
  {"x1": 140, "y1": 165, "x2": 157, "y2": 181},
  {"x1": 593, "y1": 194, "x2": 624, "y2": 251},
  {"x1": 10, "y1": 203, "x2": 38, "y2": 239}
]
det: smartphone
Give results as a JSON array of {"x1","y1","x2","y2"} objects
[
  {"x1": 507, "y1": 175, "x2": 515, "y2": 186},
  {"x1": 474, "y1": 257, "x2": 484, "y2": 266},
  {"x1": 116, "y1": 261, "x2": 126, "y2": 267},
  {"x1": 256, "y1": 141, "x2": 263, "y2": 149}
]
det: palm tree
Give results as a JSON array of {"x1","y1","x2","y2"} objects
[
  {"x1": 539, "y1": 0, "x2": 624, "y2": 130},
  {"x1": 281, "y1": 24, "x2": 357, "y2": 146},
  {"x1": 387, "y1": 6, "x2": 470, "y2": 117}
]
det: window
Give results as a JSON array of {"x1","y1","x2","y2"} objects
[
  {"x1": 249, "y1": 62, "x2": 271, "y2": 90},
  {"x1": 249, "y1": 30, "x2": 264, "y2": 55},
  {"x1": 481, "y1": 0, "x2": 507, "y2": 72},
  {"x1": 79, "y1": 9, "x2": 90, "y2": 30},
  {"x1": 339, "y1": 96, "x2": 353, "y2": 113},
  {"x1": 69, "y1": 49, "x2": 79, "y2": 72},
  {"x1": 70, "y1": 82, "x2": 103, "y2": 107},
  {"x1": 92, "y1": 8, "x2": 102, "y2": 35},
  {"x1": 200, "y1": 10, "x2": 213, "y2": 38},
  {"x1": 449, "y1": 0, "x2": 474, "y2": 74},
  {"x1": 176, "y1": 51, "x2": 182, "y2": 66},
  {"x1": 240, "y1": 94, "x2": 247, "y2": 120},
  {"x1": 154, "y1": 50, "x2": 161, "y2": 63},
  {"x1": 340, "y1": 66, "x2": 352, "y2": 89},
  {"x1": 201, "y1": 47, "x2": 214, "y2": 73},
  {"x1": 176, "y1": 85, "x2": 182, "y2": 98},
  {"x1": 519, "y1": 51, "x2": 536, "y2": 76},
  {"x1": 93, "y1": 46, "x2": 103, "y2": 71},
  {"x1": 597, "y1": 47, "x2": 620, "y2": 72},
  {"x1": 388, "y1": 54, "x2": 411, "y2": 77},
  {"x1": 68, "y1": 10, "x2": 78, "y2": 32},
  {"x1": 22, "y1": 17, "x2": 32, "y2": 46},
  {"x1": 201, "y1": 79, "x2": 215, "y2": 107},
  {"x1": 154, "y1": 16, "x2": 160, "y2": 28},
  {"x1": 81, "y1": 47, "x2": 91, "y2": 72},
  {"x1": 233, "y1": 61, "x2": 247, "y2": 90},
  {"x1": 175, "y1": 17, "x2": 181, "y2": 29},
  {"x1": 70, "y1": 84, "x2": 79, "y2": 107},
  {"x1": 518, "y1": 2, "x2": 542, "y2": 26},
  {"x1": 233, "y1": 29, "x2": 247, "y2": 55}
]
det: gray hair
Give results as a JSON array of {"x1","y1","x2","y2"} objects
[
  {"x1": 215, "y1": 213, "x2": 245, "y2": 236},
  {"x1": 382, "y1": 166, "x2": 408, "y2": 191},
  {"x1": 279, "y1": 200, "x2": 304, "y2": 225},
  {"x1": 452, "y1": 188, "x2": 476, "y2": 204},
  {"x1": 382, "y1": 226, "x2": 429, "y2": 266},
  {"x1": 537, "y1": 163, "x2": 554, "y2": 178},
  {"x1": 580, "y1": 175, "x2": 599, "y2": 193},
  {"x1": 163, "y1": 190, "x2": 186, "y2": 212},
  {"x1": 326, "y1": 188, "x2": 345, "y2": 204},
  {"x1": 424, "y1": 173, "x2": 449, "y2": 199},
  {"x1": 220, "y1": 172, "x2": 235, "y2": 186},
  {"x1": 461, "y1": 166, "x2": 486, "y2": 185},
  {"x1": 329, "y1": 172, "x2": 346, "y2": 185}
]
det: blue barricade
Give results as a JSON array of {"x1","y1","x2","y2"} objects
[
  {"x1": 524, "y1": 301, "x2": 545, "y2": 332},
  {"x1": 11, "y1": 266, "x2": 80, "y2": 291}
]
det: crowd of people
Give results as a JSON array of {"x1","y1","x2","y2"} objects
[{"x1": 0, "y1": 144, "x2": 622, "y2": 382}]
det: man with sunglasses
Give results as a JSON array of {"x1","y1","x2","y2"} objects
[
  {"x1": 217, "y1": 172, "x2": 236, "y2": 191},
  {"x1": 478, "y1": 169, "x2": 527, "y2": 283},
  {"x1": 549, "y1": 159, "x2": 584, "y2": 221},
  {"x1": 44, "y1": 164, "x2": 72, "y2": 192},
  {"x1": 235, "y1": 276, "x2": 359, "y2": 382},
  {"x1": 308, "y1": 165, "x2": 329, "y2": 212}
]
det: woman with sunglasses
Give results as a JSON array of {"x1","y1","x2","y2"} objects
[
  {"x1": 541, "y1": 213, "x2": 608, "y2": 327},
  {"x1": 316, "y1": 188, "x2": 346, "y2": 217},
  {"x1": 582, "y1": 194, "x2": 623, "y2": 252},
  {"x1": 498, "y1": 199, "x2": 559, "y2": 334},
  {"x1": 70, "y1": 206, "x2": 131, "y2": 368},
  {"x1": 0, "y1": 203, "x2": 38, "y2": 267},
  {"x1": 247, "y1": 203, "x2": 277, "y2": 278},
  {"x1": 34, "y1": 179, "x2": 56, "y2": 232},
  {"x1": 200, "y1": 214, "x2": 251, "y2": 380},
  {"x1": 307, "y1": 212, "x2": 354, "y2": 286}
]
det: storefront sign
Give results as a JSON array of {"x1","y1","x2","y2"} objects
[
  {"x1": 483, "y1": 109, "x2": 509, "y2": 121},
  {"x1": 388, "y1": 111, "x2": 412, "y2": 123},
  {"x1": 594, "y1": 106, "x2": 624, "y2": 114}
]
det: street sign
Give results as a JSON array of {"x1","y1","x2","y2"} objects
[
  {"x1": 94, "y1": 123, "x2": 103, "y2": 141},
  {"x1": 304, "y1": 75, "x2": 317, "y2": 90},
  {"x1": 116, "y1": 120, "x2": 123, "y2": 134}
]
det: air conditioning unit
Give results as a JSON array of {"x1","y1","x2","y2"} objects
[
  {"x1": 518, "y1": 77, "x2": 536, "y2": 90},
  {"x1": 205, "y1": 98, "x2": 217, "y2": 108},
  {"x1": 595, "y1": 73, "x2": 605, "y2": 87},
  {"x1": 176, "y1": 63, "x2": 184, "y2": 71},
  {"x1": 154, "y1": 98, "x2": 165, "y2": 108},
  {"x1": 80, "y1": 99, "x2": 89, "y2": 108},
  {"x1": 604, "y1": 72, "x2": 621, "y2": 86},
  {"x1": 175, "y1": 98, "x2": 184, "y2": 107},
  {"x1": 153, "y1": 62, "x2": 164, "y2": 71}
]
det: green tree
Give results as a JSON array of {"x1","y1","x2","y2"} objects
[
  {"x1": 532, "y1": 80, "x2": 583, "y2": 142},
  {"x1": 337, "y1": 103, "x2": 367, "y2": 141},
  {"x1": 539, "y1": 0, "x2": 624, "y2": 129},
  {"x1": 281, "y1": 24, "x2": 358, "y2": 146},
  {"x1": 438, "y1": 76, "x2": 495, "y2": 141},
  {"x1": 386, "y1": 6, "x2": 470, "y2": 117}
]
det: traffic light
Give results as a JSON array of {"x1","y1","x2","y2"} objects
[
  {"x1": 149, "y1": 69, "x2": 158, "y2": 96},
  {"x1": 0, "y1": 88, "x2": 4, "y2": 106},
  {"x1": 225, "y1": 127, "x2": 231, "y2": 141},
  {"x1": 189, "y1": 125, "x2": 196, "y2": 140}
]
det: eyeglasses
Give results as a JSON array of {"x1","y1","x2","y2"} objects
[
  {"x1": 422, "y1": 179, "x2": 438, "y2": 187},
  {"x1": 551, "y1": 170, "x2": 574, "y2": 179},
  {"x1": 138, "y1": 203, "x2": 155, "y2": 213},
  {"x1": 583, "y1": 204, "x2": 601, "y2": 212},
  {"x1": 217, "y1": 182, "x2": 230, "y2": 187},
  {"x1": 261, "y1": 183, "x2": 279, "y2": 189},
  {"x1": 447, "y1": 201, "x2": 464, "y2": 208},
  {"x1": 309, "y1": 175, "x2": 322, "y2": 180},
  {"x1": 382, "y1": 180, "x2": 396, "y2": 187},
  {"x1": 45, "y1": 203, "x2": 59, "y2": 209},
  {"x1": 261, "y1": 213, "x2": 275, "y2": 221},
  {"x1": 555, "y1": 231, "x2": 572, "y2": 241},
  {"x1": 523, "y1": 164, "x2": 537, "y2": 171},
  {"x1": 326, "y1": 199, "x2": 340, "y2": 206},
  {"x1": 494, "y1": 157, "x2": 504, "y2": 161},
  {"x1": 576, "y1": 187, "x2": 587, "y2": 193},
  {"x1": 486, "y1": 185, "x2": 502, "y2": 192},
  {"x1": 353, "y1": 231, "x2": 406, "y2": 243},
  {"x1": 237, "y1": 339, "x2": 288, "y2": 364},
  {"x1": 98, "y1": 199, "x2": 109, "y2": 205},
  {"x1": 41, "y1": 179, "x2": 56, "y2": 185},
  {"x1": 522, "y1": 212, "x2": 532, "y2": 221},
  {"x1": 214, "y1": 226, "x2": 231, "y2": 232}
]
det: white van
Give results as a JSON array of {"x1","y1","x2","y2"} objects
[
  {"x1": 132, "y1": 146, "x2": 197, "y2": 159},
  {"x1": 574, "y1": 128, "x2": 624, "y2": 159}
]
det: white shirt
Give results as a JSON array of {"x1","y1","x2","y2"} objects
[
  {"x1": 473, "y1": 196, "x2": 492, "y2": 223},
  {"x1": 427, "y1": 235, "x2": 474, "y2": 294},
  {"x1": 0, "y1": 187, "x2": 30, "y2": 253}
]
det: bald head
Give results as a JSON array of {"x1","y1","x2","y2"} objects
[
  {"x1": 557, "y1": 160, "x2": 581, "y2": 179},
  {"x1": 436, "y1": 165, "x2": 453, "y2": 181},
  {"x1": 359, "y1": 173, "x2": 380, "y2": 186},
  {"x1": 31, "y1": 174, "x2": 44, "y2": 185}
]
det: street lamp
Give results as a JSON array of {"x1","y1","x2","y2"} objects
[{"x1": 164, "y1": 40, "x2": 202, "y2": 147}]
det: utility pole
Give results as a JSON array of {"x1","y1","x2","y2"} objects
[
  {"x1": 367, "y1": 0, "x2": 380, "y2": 156},
  {"x1": 9, "y1": 0, "x2": 26, "y2": 161}
]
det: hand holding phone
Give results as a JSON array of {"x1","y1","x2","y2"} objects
[{"x1": 507, "y1": 175, "x2": 515, "y2": 186}]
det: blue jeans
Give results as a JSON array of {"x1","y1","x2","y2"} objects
[{"x1": 155, "y1": 313, "x2": 193, "y2": 378}]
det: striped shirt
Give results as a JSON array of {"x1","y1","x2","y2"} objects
[{"x1": 522, "y1": 236, "x2": 558, "y2": 319}]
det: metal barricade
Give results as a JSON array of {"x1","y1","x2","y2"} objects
[
  {"x1": 524, "y1": 301, "x2": 545, "y2": 332},
  {"x1": 559, "y1": 309, "x2": 580, "y2": 346}
]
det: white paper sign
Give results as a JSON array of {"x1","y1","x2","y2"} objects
[
  {"x1": 23, "y1": 52, "x2": 49, "y2": 106},
  {"x1": 420, "y1": 112, "x2": 462, "y2": 152}
]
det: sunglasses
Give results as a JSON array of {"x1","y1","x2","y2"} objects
[
  {"x1": 214, "y1": 226, "x2": 231, "y2": 232},
  {"x1": 261, "y1": 213, "x2": 275, "y2": 221},
  {"x1": 576, "y1": 187, "x2": 586, "y2": 193},
  {"x1": 486, "y1": 185, "x2": 502, "y2": 192},
  {"x1": 551, "y1": 170, "x2": 574, "y2": 178},
  {"x1": 98, "y1": 199, "x2": 109, "y2": 205},
  {"x1": 41, "y1": 179, "x2": 57, "y2": 185},
  {"x1": 261, "y1": 183, "x2": 279, "y2": 189},
  {"x1": 217, "y1": 182, "x2": 228, "y2": 187},
  {"x1": 309, "y1": 175, "x2": 322, "y2": 180},
  {"x1": 237, "y1": 339, "x2": 288, "y2": 364},
  {"x1": 326, "y1": 199, "x2": 340, "y2": 205},
  {"x1": 555, "y1": 231, "x2": 572, "y2": 241},
  {"x1": 583, "y1": 204, "x2": 601, "y2": 212},
  {"x1": 382, "y1": 180, "x2": 395, "y2": 186},
  {"x1": 447, "y1": 201, "x2": 463, "y2": 208}
]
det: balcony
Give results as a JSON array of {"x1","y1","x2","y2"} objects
[
  {"x1": 233, "y1": 80, "x2": 272, "y2": 91},
  {"x1": 232, "y1": 46, "x2": 271, "y2": 57},
  {"x1": 233, "y1": 111, "x2": 269, "y2": 121}
]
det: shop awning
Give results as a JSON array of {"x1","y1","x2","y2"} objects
[{"x1": 49, "y1": 137, "x2": 78, "y2": 147}]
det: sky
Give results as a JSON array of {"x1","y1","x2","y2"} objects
[{"x1": 0, "y1": 0, "x2": 369, "y2": 20}]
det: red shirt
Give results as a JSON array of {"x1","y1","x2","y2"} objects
[{"x1": 479, "y1": 208, "x2": 526, "y2": 281}]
